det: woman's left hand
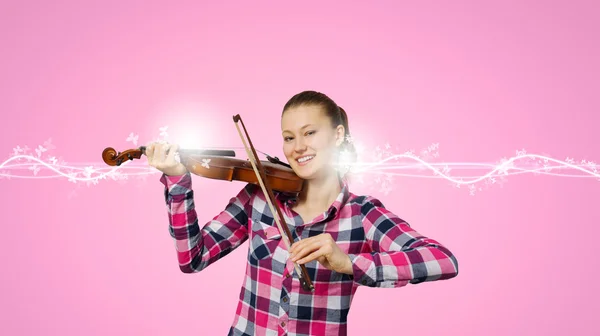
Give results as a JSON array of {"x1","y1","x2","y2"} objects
[{"x1": 289, "y1": 233, "x2": 353, "y2": 275}]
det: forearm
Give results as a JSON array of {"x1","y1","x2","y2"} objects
[
  {"x1": 354, "y1": 197, "x2": 460, "y2": 287},
  {"x1": 349, "y1": 239, "x2": 459, "y2": 287},
  {"x1": 166, "y1": 191, "x2": 212, "y2": 273},
  {"x1": 161, "y1": 172, "x2": 250, "y2": 273}
]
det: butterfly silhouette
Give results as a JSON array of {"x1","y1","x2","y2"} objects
[
  {"x1": 29, "y1": 165, "x2": 40, "y2": 176},
  {"x1": 159, "y1": 126, "x2": 169, "y2": 138},
  {"x1": 12, "y1": 145, "x2": 25, "y2": 155},
  {"x1": 35, "y1": 145, "x2": 47, "y2": 157},
  {"x1": 43, "y1": 138, "x2": 56, "y2": 151},
  {"x1": 126, "y1": 132, "x2": 139, "y2": 146}
]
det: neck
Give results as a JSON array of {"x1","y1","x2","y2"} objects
[{"x1": 297, "y1": 169, "x2": 342, "y2": 210}]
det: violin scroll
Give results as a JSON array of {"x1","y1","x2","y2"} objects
[{"x1": 102, "y1": 147, "x2": 144, "y2": 166}]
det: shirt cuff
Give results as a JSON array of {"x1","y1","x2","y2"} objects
[
  {"x1": 159, "y1": 171, "x2": 192, "y2": 198},
  {"x1": 348, "y1": 253, "x2": 405, "y2": 288},
  {"x1": 348, "y1": 253, "x2": 376, "y2": 286}
]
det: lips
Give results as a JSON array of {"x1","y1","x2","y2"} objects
[{"x1": 296, "y1": 155, "x2": 315, "y2": 165}]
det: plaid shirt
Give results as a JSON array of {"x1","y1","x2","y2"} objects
[{"x1": 160, "y1": 172, "x2": 459, "y2": 336}]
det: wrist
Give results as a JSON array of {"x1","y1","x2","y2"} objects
[
  {"x1": 342, "y1": 254, "x2": 354, "y2": 275},
  {"x1": 165, "y1": 166, "x2": 188, "y2": 177}
]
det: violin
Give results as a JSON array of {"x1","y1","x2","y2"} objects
[
  {"x1": 101, "y1": 146, "x2": 304, "y2": 193},
  {"x1": 101, "y1": 114, "x2": 315, "y2": 292}
]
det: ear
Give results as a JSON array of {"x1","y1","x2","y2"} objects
[{"x1": 335, "y1": 125, "x2": 345, "y2": 147}]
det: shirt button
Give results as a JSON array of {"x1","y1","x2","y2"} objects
[
  {"x1": 281, "y1": 322, "x2": 286, "y2": 327},
  {"x1": 361, "y1": 280, "x2": 367, "y2": 285},
  {"x1": 283, "y1": 297, "x2": 288, "y2": 303},
  {"x1": 285, "y1": 273, "x2": 291, "y2": 278}
]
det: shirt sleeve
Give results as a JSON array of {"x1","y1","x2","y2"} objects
[
  {"x1": 159, "y1": 171, "x2": 255, "y2": 273},
  {"x1": 348, "y1": 196, "x2": 459, "y2": 288}
]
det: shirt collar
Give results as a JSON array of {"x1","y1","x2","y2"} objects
[{"x1": 277, "y1": 178, "x2": 351, "y2": 220}]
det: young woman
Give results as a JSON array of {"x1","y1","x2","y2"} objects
[{"x1": 145, "y1": 91, "x2": 459, "y2": 336}]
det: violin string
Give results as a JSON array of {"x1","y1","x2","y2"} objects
[
  {"x1": 178, "y1": 146, "x2": 284, "y2": 162},
  {"x1": 181, "y1": 146, "x2": 270, "y2": 157}
]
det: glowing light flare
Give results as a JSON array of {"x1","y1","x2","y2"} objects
[{"x1": 152, "y1": 99, "x2": 219, "y2": 150}]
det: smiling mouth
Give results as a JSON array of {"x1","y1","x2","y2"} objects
[{"x1": 297, "y1": 155, "x2": 315, "y2": 164}]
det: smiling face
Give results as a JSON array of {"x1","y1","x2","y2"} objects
[{"x1": 281, "y1": 104, "x2": 345, "y2": 180}]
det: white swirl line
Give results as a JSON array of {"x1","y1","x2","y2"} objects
[
  {"x1": 1, "y1": 154, "x2": 598, "y2": 186},
  {"x1": 347, "y1": 154, "x2": 599, "y2": 184},
  {"x1": 0, "y1": 155, "x2": 123, "y2": 181}
]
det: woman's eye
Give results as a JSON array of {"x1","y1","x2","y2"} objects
[
  {"x1": 284, "y1": 137, "x2": 293, "y2": 142},
  {"x1": 306, "y1": 131, "x2": 315, "y2": 136}
]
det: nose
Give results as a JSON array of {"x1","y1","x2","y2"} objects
[{"x1": 294, "y1": 137, "x2": 307, "y2": 152}]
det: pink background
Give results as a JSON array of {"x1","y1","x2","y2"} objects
[{"x1": 1, "y1": 1, "x2": 599, "y2": 335}]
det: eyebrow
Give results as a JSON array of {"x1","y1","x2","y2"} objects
[{"x1": 282, "y1": 124, "x2": 315, "y2": 134}]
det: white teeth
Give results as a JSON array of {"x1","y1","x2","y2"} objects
[{"x1": 298, "y1": 156, "x2": 314, "y2": 163}]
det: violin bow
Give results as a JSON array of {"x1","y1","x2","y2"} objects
[{"x1": 233, "y1": 114, "x2": 315, "y2": 292}]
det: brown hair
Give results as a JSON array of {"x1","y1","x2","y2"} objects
[{"x1": 281, "y1": 90, "x2": 356, "y2": 157}]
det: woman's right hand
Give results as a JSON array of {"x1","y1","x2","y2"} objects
[{"x1": 145, "y1": 142, "x2": 188, "y2": 176}]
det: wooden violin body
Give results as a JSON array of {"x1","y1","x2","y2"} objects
[
  {"x1": 101, "y1": 146, "x2": 304, "y2": 193},
  {"x1": 182, "y1": 155, "x2": 304, "y2": 193}
]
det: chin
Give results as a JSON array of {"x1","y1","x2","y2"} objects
[
  {"x1": 292, "y1": 162, "x2": 325, "y2": 180},
  {"x1": 293, "y1": 167, "x2": 316, "y2": 180}
]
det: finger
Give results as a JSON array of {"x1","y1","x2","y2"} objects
[
  {"x1": 290, "y1": 233, "x2": 331, "y2": 254},
  {"x1": 153, "y1": 144, "x2": 164, "y2": 167},
  {"x1": 146, "y1": 143, "x2": 155, "y2": 165},
  {"x1": 166, "y1": 143, "x2": 179, "y2": 163},
  {"x1": 156, "y1": 143, "x2": 167, "y2": 163},
  {"x1": 289, "y1": 240, "x2": 315, "y2": 260},
  {"x1": 289, "y1": 236, "x2": 317, "y2": 254},
  {"x1": 296, "y1": 247, "x2": 328, "y2": 265},
  {"x1": 291, "y1": 232, "x2": 330, "y2": 248},
  {"x1": 291, "y1": 240, "x2": 325, "y2": 262}
]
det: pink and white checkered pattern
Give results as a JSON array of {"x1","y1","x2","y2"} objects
[{"x1": 160, "y1": 172, "x2": 459, "y2": 335}]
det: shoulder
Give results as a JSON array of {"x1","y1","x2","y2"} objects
[
  {"x1": 231, "y1": 182, "x2": 260, "y2": 204},
  {"x1": 230, "y1": 183, "x2": 301, "y2": 208},
  {"x1": 346, "y1": 193, "x2": 388, "y2": 212},
  {"x1": 347, "y1": 192, "x2": 408, "y2": 227},
  {"x1": 231, "y1": 183, "x2": 284, "y2": 208}
]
